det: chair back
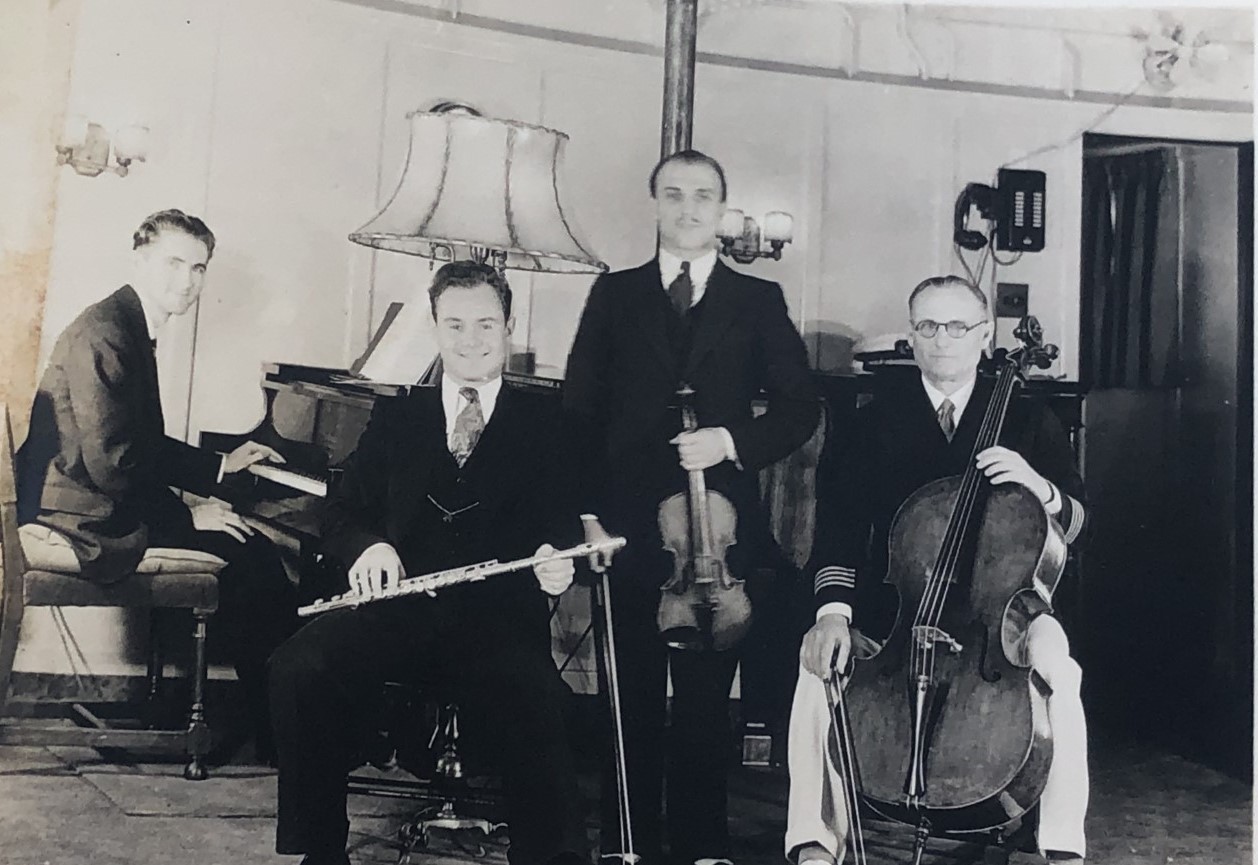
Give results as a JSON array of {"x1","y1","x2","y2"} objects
[{"x1": 0, "y1": 404, "x2": 28, "y2": 710}]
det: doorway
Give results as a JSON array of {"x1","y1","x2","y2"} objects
[{"x1": 1077, "y1": 133, "x2": 1252, "y2": 779}]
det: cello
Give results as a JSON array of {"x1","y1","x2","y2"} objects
[
  {"x1": 656, "y1": 384, "x2": 752, "y2": 652},
  {"x1": 841, "y1": 316, "x2": 1062, "y2": 862}
]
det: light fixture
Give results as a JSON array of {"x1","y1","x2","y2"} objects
[
  {"x1": 717, "y1": 209, "x2": 793, "y2": 264},
  {"x1": 1134, "y1": 16, "x2": 1231, "y2": 92},
  {"x1": 349, "y1": 104, "x2": 607, "y2": 274},
  {"x1": 55, "y1": 116, "x2": 149, "y2": 177}
]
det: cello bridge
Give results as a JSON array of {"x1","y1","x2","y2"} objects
[{"x1": 911, "y1": 625, "x2": 963, "y2": 654}]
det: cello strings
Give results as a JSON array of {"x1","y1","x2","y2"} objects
[
  {"x1": 912, "y1": 366, "x2": 1014, "y2": 629},
  {"x1": 919, "y1": 368, "x2": 1016, "y2": 641},
  {"x1": 927, "y1": 369, "x2": 1017, "y2": 625},
  {"x1": 913, "y1": 366, "x2": 1019, "y2": 686}
]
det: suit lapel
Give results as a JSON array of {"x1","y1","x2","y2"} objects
[
  {"x1": 116, "y1": 286, "x2": 164, "y2": 430},
  {"x1": 629, "y1": 260, "x2": 678, "y2": 375},
  {"x1": 955, "y1": 375, "x2": 996, "y2": 444},
  {"x1": 459, "y1": 383, "x2": 516, "y2": 479},
  {"x1": 684, "y1": 259, "x2": 742, "y2": 378},
  {"x1": 389, "y1": 386, "x2": 448, "y2": 526}
]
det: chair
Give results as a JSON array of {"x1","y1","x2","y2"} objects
[{"x1": 0, "y1": 404, "x2": 223, "y2": 780}]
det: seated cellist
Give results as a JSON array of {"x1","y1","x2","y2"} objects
[{"x1": 786, "y1": 275, "x2": 1089, "y2": 865}]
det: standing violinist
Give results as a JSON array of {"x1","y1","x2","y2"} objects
[
  {"x1": 785, "y1": 275, "x2": 1089, "y2": 865},
  {"x1": 565, "y1": 149, "x2": 819, "y2": 865}
]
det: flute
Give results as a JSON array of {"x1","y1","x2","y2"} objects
[{"x1": 298, "y1": 536, "x2": 627, "y2": 617}]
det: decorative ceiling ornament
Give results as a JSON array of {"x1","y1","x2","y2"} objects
[{"x1": 1133, "y1": 13, "x2": 1231, "y2": 92}]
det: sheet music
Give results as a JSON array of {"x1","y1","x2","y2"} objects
[{"x1": 356, "y1": 297, "x2": 440, "y2": 385}]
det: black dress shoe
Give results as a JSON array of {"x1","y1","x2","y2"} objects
[{"x1": 298, "y1": 853, "x2": 350, "y2": 865}]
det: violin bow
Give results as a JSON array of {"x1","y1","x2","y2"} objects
[
  {"x1": 592, "y1": 565, "x2": 639, "y2": 864},
  {"x1": 824, "y1": 668, "x2": 868, "y2": 865}
]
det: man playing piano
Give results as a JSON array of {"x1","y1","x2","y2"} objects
[
  {"x1": 16, "y1": 208, "x2": 301, "y2": 764},
  {"x1": 267, "y1": 261, "x2": 588, "y2": 865}
]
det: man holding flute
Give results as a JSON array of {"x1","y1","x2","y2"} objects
[{"x1": 267, "y1": 261, "x2": 589, "y2": 865}]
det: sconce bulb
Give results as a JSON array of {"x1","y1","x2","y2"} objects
[
  {"x1": 719, "y1": 209, "x2": 746, "y2": 239},
  {"x1": 60, "y1": 113, "x2": 89, "y2": 150},
  {"x1": 762, "y1": 211, "x2": 794, "y2": 243},
  {"x1": 112, "y1": 124, "x2": 150, "y2": 162}
]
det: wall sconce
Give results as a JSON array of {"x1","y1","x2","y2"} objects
[
  {"x1": 55, "y1": 116, "x2": 149, "y2": 177},
  {"x1": 718, "y1": 209, "x2": 793, "y2": 264}
]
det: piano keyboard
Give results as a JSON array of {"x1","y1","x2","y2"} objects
[{"x1": 247, "y1": 463, "x2": 328, "y2": 497}]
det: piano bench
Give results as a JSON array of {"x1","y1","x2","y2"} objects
[{"x1": 0, "y1": 513, "x2": 222, "y2": 779}]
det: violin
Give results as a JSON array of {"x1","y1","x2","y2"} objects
[
  {"x1": 656, "y1": 385, "x2": 751, "y2": 652},
  {"x1": 840, "y1": 316, "x2": 1062, "y2": 860}
]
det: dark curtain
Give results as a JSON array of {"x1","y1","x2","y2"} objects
[{"x1": 1081, "y1": 150, "x2": 1180, "y2": 388}]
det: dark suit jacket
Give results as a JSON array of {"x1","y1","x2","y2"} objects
[
  {"x1": 319, "y1": 382, "x2": 578, "y2": 653},
  {"x1": 563, "y1": 258, "x2": 820, "y2": 578},
  {"x1": 809, "y1": 370, "x2": 1088, "y2": 626},
  {"x1": 16, "y1": 286, "x2": 222, "y2": 583}
]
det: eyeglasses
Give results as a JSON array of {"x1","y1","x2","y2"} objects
[{"x1": 911, "y1": 319, "x2": 986, "y2": 339}]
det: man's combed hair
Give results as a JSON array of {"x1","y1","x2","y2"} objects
[
  {"x1": 428, "y1": 260, "x2": 513, "y2": 320},
  {"x1": 133, "y1": 209, "x2": 216, "y2": 258},
  {"x1": 648, "y1": 149, "x2": 728, "y2": 202},
  {"x1": 908, "y1": 275, "x2": 990, "y2": 315}
]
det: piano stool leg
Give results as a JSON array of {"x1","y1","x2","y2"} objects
[
  {"x1": 144, "y1": 610, "x2": 164, "y2": 727},
  {"x1": 183, "y1": 611, "x2": 211, "y2": 781}
]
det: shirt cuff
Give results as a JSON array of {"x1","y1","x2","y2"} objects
[
  {"x1": 716, "y1": 427, "x2": 742, "y2": 470},
  {"x1": 817, "y1": 602, "x2": 853, "y2": 623},
  {"x1": 1043, "y1": 480, "x2": 1062, "y2": 515},
  {"x1": 216, "y1": 453, "x2": 227, "y2": 484}
]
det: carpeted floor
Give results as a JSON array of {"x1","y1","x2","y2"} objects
[{"x1": 0, "y1": 731, "x2": 1249, "y2": 865}]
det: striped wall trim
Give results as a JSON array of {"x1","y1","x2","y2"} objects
[
  {"x1": 1063, "y1": 496, "x2": 1085, "y2": 544},
  {"x1": 815, "y1": 566, "x2": 856, "y2": 593}
]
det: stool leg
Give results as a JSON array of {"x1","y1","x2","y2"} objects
[
  {"x1": 183, "y1": 611, "x2": 211, "y2": 781},
  {"x1": 144, "y1": 610, "x2": 163, "y2": 727}
]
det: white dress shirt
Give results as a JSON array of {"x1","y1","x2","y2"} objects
[
  {"x1": 442, "y1": 374, "x2": 503, "y2": 449},
  {"x1": 658, "y1": 247, "x2": 718, "y2": 306},
  {"x1": 920, "y1": 374, "x2": 977, "y2": 422}
]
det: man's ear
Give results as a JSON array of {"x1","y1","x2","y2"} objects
[{"x1": 505, "y1": 316, "x2": 516, "y2": 337}]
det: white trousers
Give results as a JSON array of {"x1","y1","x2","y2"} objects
[{"x1": 785, "y1": 615, "x2": 1088, "y2": 862}]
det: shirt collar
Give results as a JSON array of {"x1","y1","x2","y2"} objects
[
  {"x1": 441, "y1": 374, "x2": 503, "y2": 425},
  {"x1": 921, "y1": 374, "x2": 977, "y2": 420},
  {"x1": 658, "y1": 247, "x2": 718, "y2": 293},
  {"x1": 130, "y1": 286, "x2": 165, "y2": 342}
]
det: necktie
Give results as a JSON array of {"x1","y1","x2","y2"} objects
[
  {"x1": 449, "y1": 387, "x2": 485, "y2": 467},
  {"x1": 937, "y1": 398, "x2": 956, "y2": 442},
  {"x1": 668, "y1": 260, "x2": 693, "y2": 316}
]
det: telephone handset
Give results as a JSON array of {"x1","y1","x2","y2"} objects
[{"x1": 952, "y1": 169, "x2": 1047, "y2": 254}]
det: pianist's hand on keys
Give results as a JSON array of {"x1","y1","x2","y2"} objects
[
  {"x1": 349, "y1": 543, "x2": 407, "y2": 598},
  {"x1": 223, "y1": 441, "x2": 286, "y2": 475},
  {"x1": 191, "y1": 499, "x2": 255, "y2": 544}
]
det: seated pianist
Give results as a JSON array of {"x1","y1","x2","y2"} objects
[
  {"x1": 267, "y1": 261, "x2": 589, "y2": 865},
  {"x1": 15, "y1": 208, "x2": 301, "y2": 764}
]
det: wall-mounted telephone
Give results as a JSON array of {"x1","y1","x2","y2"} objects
[
  {"x1": 995, "y1": 168, "x2": 1046, "y2": 252},
  {"x1": 952, "y1": 169, "x2": 1047, "y2": 254}
]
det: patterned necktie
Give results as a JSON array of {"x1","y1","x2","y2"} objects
[
  {"x1": 449, "y1": 387, "x2": 485, "y2": 467},
  {"x1": 937, "y1": 398, "x2": 956, "y2": 442},
  {"x1": 668, "y1": 260, "x2": 693, "y2": 316}
]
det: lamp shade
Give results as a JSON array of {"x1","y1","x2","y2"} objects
[{"x1": 350, "y1": 110, "x2": 607, "y2": 274}]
